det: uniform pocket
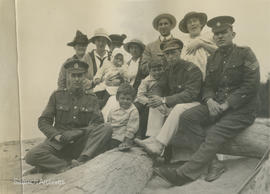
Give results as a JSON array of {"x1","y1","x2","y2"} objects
[
  {"x1": 56, "y1": 104, "x2": 70, "y2": 123},
  {"x1": 206, "y1": 64, "x2": 218, "y2": 76},
  {"x1": 78, "y1": 106, "x2": 93, "y2": 125},
  {"x1": 225, "y1": 62, "x2": 243, "y2": 84}
]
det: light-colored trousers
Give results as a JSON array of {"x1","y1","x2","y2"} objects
[
  {"x1": 102, "y1": 95, "x2": 118, "y2": 121},
  {"x1": 148, "y1": 102, "x2": 200, "y2": 146},
  {"x1": 146, "y1": 106, "x2": 169, "y2": 137}
]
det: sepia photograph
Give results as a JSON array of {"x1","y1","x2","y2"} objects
[{"x1": 1, "y1": 0, "x2": 270, "y2": 193}]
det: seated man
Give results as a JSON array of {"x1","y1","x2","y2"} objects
[
  {"x1": 24, "y1": 60, "x2": 112, "y2": 174},
  {"x1": 135, "y1": 38, "x2": 202, "y2": 151},
  {"x1": 153, "y1": 16, "x2": 260, "y2": 186}
]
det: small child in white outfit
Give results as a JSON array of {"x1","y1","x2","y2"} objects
[{"x1": 94, "y1": 48, "x2": 128, "y2": 95}]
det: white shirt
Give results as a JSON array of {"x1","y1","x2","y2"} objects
[
  {"x1": 94, "y1": 50, "x2": 109, "y2": 71},
  {"x1": 127, "y1": 58, "x2": 139, "y2": 85},
  {"x1": 107, "y1": 102, "x2": 139, "y2": 142},
  {"x1": 181, "y1": 32, "x2": 216, "y2": 80},
  {"x1": 159, "y1": 34, "x2": 173, "y2": 41}
]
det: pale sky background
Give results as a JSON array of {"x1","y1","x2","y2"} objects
[{"x1": 1, "y1": 0, "x2": 270, "y2": 142}]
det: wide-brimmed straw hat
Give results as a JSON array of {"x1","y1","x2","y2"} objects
[
  {"x1": 152, "y1": 13, "x2": 177, "y2": 31},
  {"x1": 67, "y1": 30, "x2": 89, "y2": 47},
  {"x1": 123, "y1": 39, "x2": 145, "y2": 53},
  {"x1": 89, "y1": 28, "x2": 112, "y2": 45},
  {"x1": 179, "y1": 12, "x2": 207, "y2": 33}
]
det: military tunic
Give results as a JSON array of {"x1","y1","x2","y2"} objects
[
  {"x1": 203, "y1": 44, "x2": 260, "y2": 112},
  {"x1": 165, "y1": 59, "x2": 203, "y2": 107},
  {"x1": 25, "y1": 89, "x2": 112, "y2": 171},
  {"x1": 177, "y1": 44, "x2": 260, "y2": 180},
  {"x1": 57, "y1": 55, "x2": 93, "y2": 90},
  {"x1": 145, "y1": 59, "x2": 202, "y2": 141}
]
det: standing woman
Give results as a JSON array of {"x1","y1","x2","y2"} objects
[
  {"x1": 179, "y1": 12, "x2": 217, "y2": 79},
  {"x1": 124, "y1": 39, "x2": 147, "y2": 91}
]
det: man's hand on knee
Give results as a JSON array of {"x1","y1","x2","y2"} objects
[
  {"x1": 54, "y1": 134, "x2": 62, "y2": 142},
  {"x1": 206, "y1": 98, "x2": 222, "y2": 117},
  {"x1": 60, "y1": 130, "x2": 84, "y2": 143}
]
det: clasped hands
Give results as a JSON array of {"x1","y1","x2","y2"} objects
[
  {"x1": 54, "y1": 129, "x2": 84, "y2": 144},
  {"x1": 146, "y1": 95, "x2": 163, "y2": 108},
  {"x1": 207, "y1": 98, "x2": 229, "y2": 117}
]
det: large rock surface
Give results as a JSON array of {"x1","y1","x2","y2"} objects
[
  {"x1": 1, "y1": 118, "x2": 269, "y2": 194},
  {"x1": 23, "y1": 147, "x2": 153, "y2": 194}
]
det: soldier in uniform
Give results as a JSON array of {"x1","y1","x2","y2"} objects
[
  {"x1": 25, "y1": 60, "x2": 112, "y2": 174},
  {"x1": 135, "y1": 38, "x2": 203, "y2": 160},
  {"x1": 153, "y1": 16, "x2": 260, "y2": 186}
]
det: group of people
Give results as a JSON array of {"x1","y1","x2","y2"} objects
[{"x1": 24, "y1": 11, "x2": 260, "y2": 187}]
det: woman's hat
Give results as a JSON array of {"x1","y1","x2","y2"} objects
[
  {"x1": 89, "y1": 28, "x2": 112, "y2": 45},
  {"x1": 67, "y1": 30, "x2": 89, "y2": 47},
  {"x1": 123, "y1": 39, "x2": 145, "y2": 53},
  {"x1": 179, "y1": 12, "x2": 207, "y2": 33},
  {"x1": 109, "y1": 34, "x2": 127, "y2": 47}
]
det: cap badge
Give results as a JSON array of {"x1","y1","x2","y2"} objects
[
  {"x1": 216, "y1": 22, "x2": 221, "y2": 27},
  {"x1": 74, "y1": 63, "x2": 79, "y2": 69}
]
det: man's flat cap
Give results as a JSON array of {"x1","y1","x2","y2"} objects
[{"x1": 160, "y1": 38, "x2": 183, "y2": 52}]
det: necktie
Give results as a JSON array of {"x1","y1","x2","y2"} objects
[{"x1": 96, "y1": 56, "x2": 107, "y2": 67}]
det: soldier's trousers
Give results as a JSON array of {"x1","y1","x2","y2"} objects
[
  {"x1": 25, "y1": 124, "x2": 112, "y2": 172},
  {"x1": 176, "y1": 104, "x2": 255, "y2": 180}
]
